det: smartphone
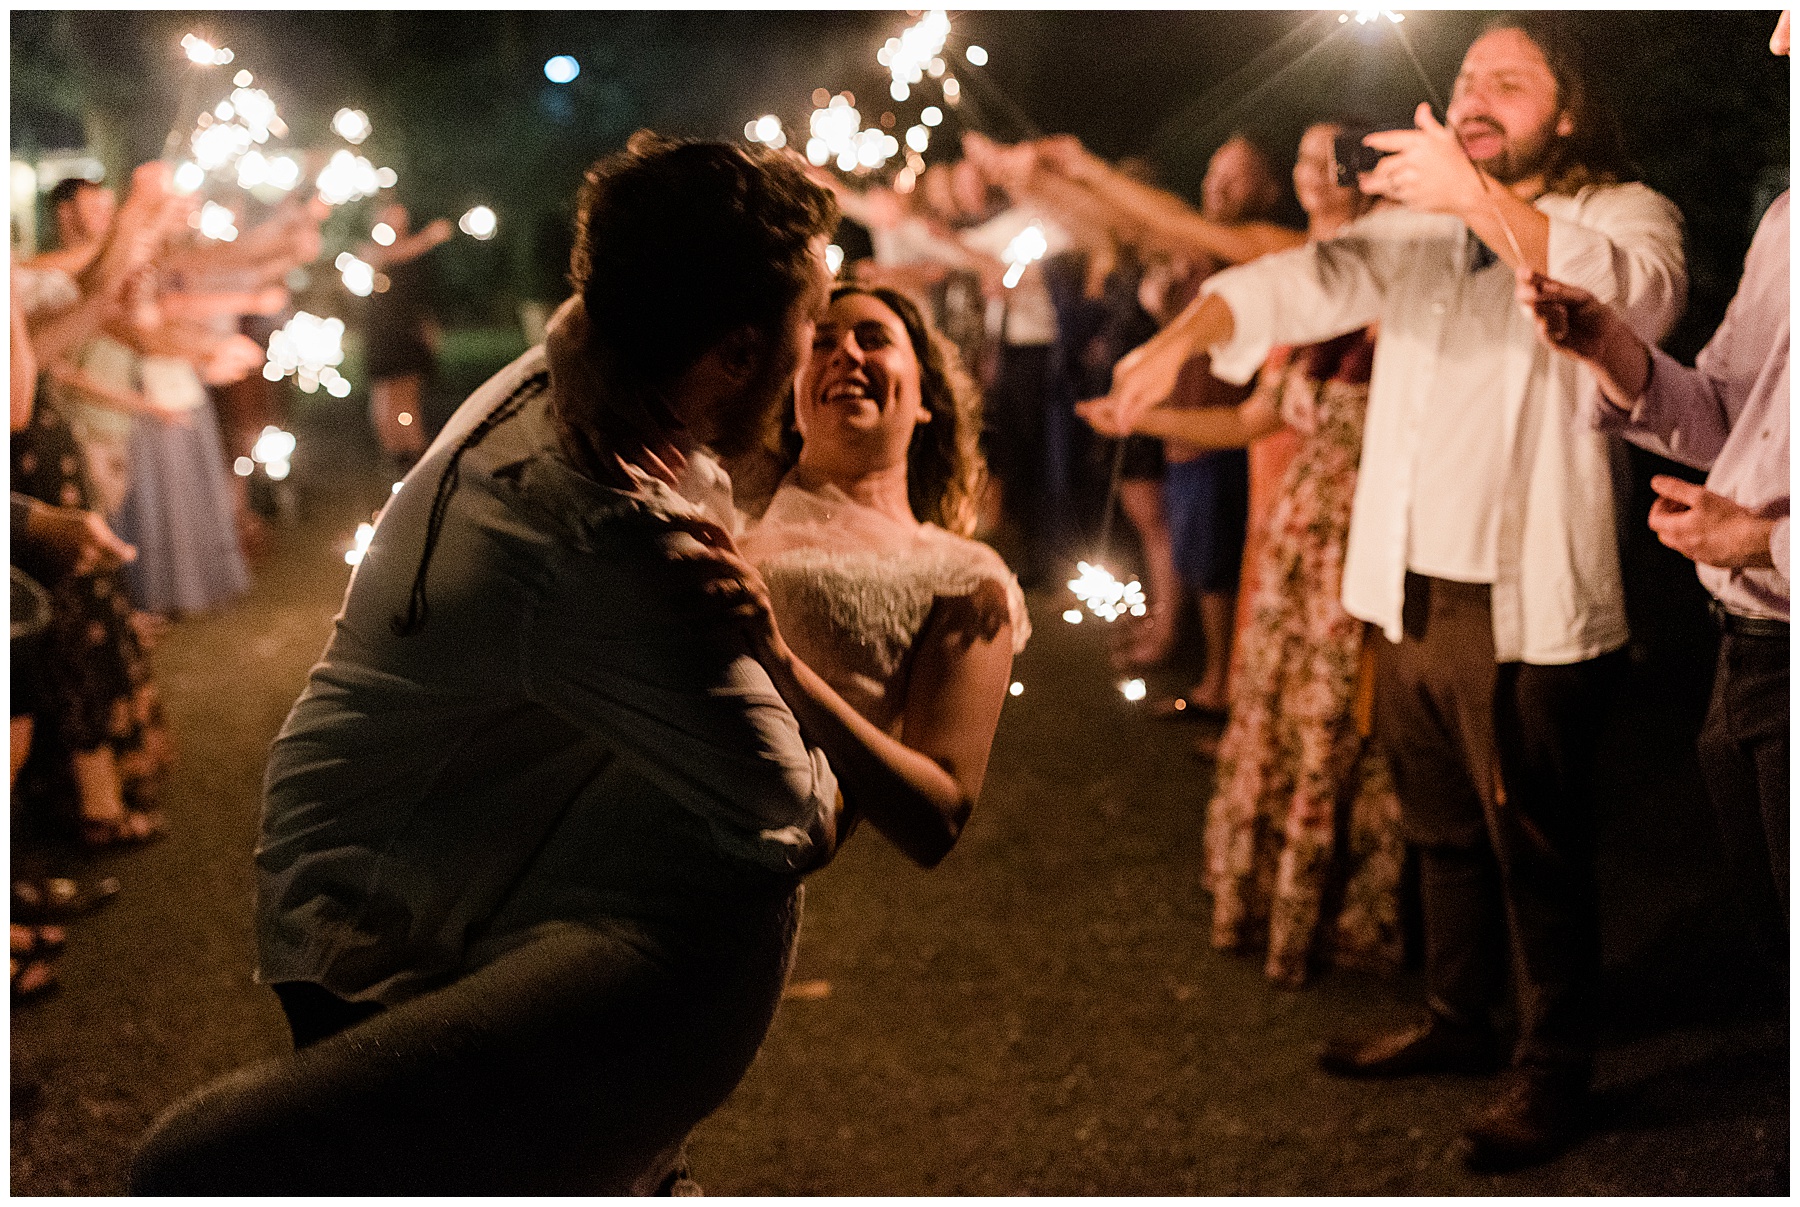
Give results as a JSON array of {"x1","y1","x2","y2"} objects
[{"x1": 1330, "y1": 125, "x2": 1394, "y2": 189}]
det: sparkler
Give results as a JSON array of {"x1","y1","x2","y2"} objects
[
  {"x1": 249, "y1": 424, "x2": 298, "y2": 481},
  {"x1": 458, "y1": 206, "x2": 497, "y2": 240},
  {"x1": 316, "y1": 149, "x2": 383, "y2": 206},
  {"x1": 878, "y1": 9, "x2": 951, "y2": 103},
  {"x1": 1068, "y1": 560, "x2": 1148, "y2": 623},
  {"x1": 1119, "y1": 678, "x2": 1148, "y2": 702},
  {"x1": 194, "y1": 199, "x2": 239, "y2": 242},
  {"x1": 336, "y1": 251, "x2": 376, "y2": 297},
  {"x1": 263, "y1": 311, "x2": 351, "y2": 396},
  {"x1": 331, "y1": 108, "x2": 372, "y2": 145},
  {"x1": 743, "y1": 115, "x2": 787, "y2": 150},
  {"x1": 181, "y1": 34, "x2": 234, "y2": 66},
  {"x1": 1009, "y1": 681, "x2": 1024, "y2": 697},
  {"x1": 804, "y1": 94, "x2": 901, "y2": 174},
  {"x1": 344, "y1": 521, "x2": 376, "y2": 567},
  {"x1": 1000, "y1": 222, "x2": 1048, "y2": 290}
]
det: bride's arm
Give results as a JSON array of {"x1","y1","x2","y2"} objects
[
  {"x1": 759, "y1": 597, "x2": 1012, "y2": 869},
  {"x1": 672, "y1": 520, "x2": 1013, "y2": 868}
]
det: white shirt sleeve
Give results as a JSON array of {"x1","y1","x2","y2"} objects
[
  {"x1": 1544, "y1": 182, "x2": 1688, "y2": 345},
  {"x1": 1199, "y1": 208, "x2": 1409, "y2": 385}
]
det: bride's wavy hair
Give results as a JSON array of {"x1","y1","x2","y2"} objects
[{"x1": 776, "y1": 284, "x2": 987, "y2": 538}]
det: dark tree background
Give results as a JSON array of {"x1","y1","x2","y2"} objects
[{"x1": 12, "y1": 10, "x2": 1786, "y2": 353}]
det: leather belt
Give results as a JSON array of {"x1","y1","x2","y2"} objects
[{"x1": 1709, "y1": 598, "x2": 1789, "y2": 639}]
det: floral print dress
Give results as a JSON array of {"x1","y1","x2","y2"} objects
[
  {"x1": 1202, "y1": 329, "x2": 1405, "y2": 987},
  {"x1": 11, "y1": 387, "x2": 169, "y2": 820}
]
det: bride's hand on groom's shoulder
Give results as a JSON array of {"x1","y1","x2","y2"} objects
[{"x1": 660, "y1": 515, "x2": 789, "y2": 664}]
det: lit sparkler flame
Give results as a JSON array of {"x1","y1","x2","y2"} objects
[
  {"x1": 172, "y1": 161, "x2": 206, "y2": 195},
  {"x1": 1120, "y1": 678, "x2": 1148, "y2": 702},
  {"x1": 743, "y1": 114, "x2": 787, "y2": 150},
  {"x1": 1342, "y1": 8, "x2": 1404, "y2": 23},
  {"x1": 345, "y1": 521, "x2": 376, "y2": 567},
  {"x1": 1068, "y1": 560, "x2": 1147, "y2": 622},
  {"x1": 458, "y1": 206, "x2": 497, "y2": 240},
  {"x1": 264, "y1": 311, "x2": 352, "y2": 396},
  {"x1": 806, "y1": 94, "x2": 898, "y2": 174},
  {"x1": 1001, "y1": 222, "x2": 1049, "y2": 289},
  {"x1": 194, "y1": 199, "x2": 239, "y2": 242},
  {"x1": 336, "y1": 251, "x2": 376, "y2": 297},
  {"x1": 181, "y1": 34, "x2": 234, "y2": 66},
  {"x1": 331, "y1": 108, "x2": 372, "y2": 145},
  {"x1": 250, "y1": 424, "x2": 297, "y2": 481},
  {"x1": 878, "y1": 9, "x2": 951, "y2": 104},
  {"x1": 316, "y1": 149, "x2": 383, "y2": 206}
]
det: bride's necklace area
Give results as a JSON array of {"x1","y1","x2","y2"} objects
[{"x1": 789, "y1": 463, "x2": 919, "y2": 531}]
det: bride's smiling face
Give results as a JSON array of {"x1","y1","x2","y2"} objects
[{"x1": 795, "y1": 291, "x2": 930, "y2": 469}]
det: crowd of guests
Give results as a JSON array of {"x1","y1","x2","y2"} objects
[
  {"x1": 10, "y1": 161, "x2": 322, "y2": 1002},
  {"x1": 818, "y1": 10, "x2": 1787, "y2": 1173}
]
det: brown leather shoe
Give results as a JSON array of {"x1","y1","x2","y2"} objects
[
  {"x1": 1317, "y1": 1015, "x2": 1503, "y2": 1079},
  {"x1": 1461, "y1": 1068, "x2": 1590, "y2": 1172}
]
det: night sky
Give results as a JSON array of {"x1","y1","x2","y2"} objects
[{"x1": 11, "y1": 9, "x2": 1789, "y2": 353}]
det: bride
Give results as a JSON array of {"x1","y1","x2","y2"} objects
[{"x1": 699, "y1": 282, "x2": 1029, "y2": 866}]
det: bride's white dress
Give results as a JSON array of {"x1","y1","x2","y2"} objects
[{"x1": 740, "y1": 476, "x2": 1030, "y2": 731}]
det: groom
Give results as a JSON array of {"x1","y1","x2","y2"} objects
[{"x1": 132, "y1": 134, "x2": 842, "y2": 1194}]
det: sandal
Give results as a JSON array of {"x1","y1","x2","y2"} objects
[
  {"x1": 12, "y1": 923, "x2": 67, "y2": 958},
  {"x1": 77, "y1": 808, "x2": 167, "y2": 849},
  {"x1": 11, "y1": 956, "x2": 58, "y2": 1002},
  {"x1": 12, "y1": 875, "x2": 122, "y2": 924}
]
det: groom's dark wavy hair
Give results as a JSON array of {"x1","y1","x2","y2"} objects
[{"x1": 559, "y1": 132, "x2": 838, "y2": 478}]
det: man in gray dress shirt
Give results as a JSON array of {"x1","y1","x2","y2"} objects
[{"x1": 132, "y1": 136, "x2": 844, "y2": 1194}]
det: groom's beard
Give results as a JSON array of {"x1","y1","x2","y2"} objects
[{"x1": 710, "y1": 358, "x2": 797, "y2": 461}]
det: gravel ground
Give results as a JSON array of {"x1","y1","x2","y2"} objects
[{"x1": 10, "y1": 458, "x2": 1787, "y2": 1195}]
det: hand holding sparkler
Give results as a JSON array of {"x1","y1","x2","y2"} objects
[
  {"x1": 1515, "y1": 268, "x2": 1653, "y2": 408},
  {"x1": 197, "y1": 332, "x2": 267, "y2": 386},
  {"x1": 81, "y1": 163, "x2": 188, "y2": 302}
]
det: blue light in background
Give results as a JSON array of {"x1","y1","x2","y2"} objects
[{"x1": 544, "y1": 55, "x2": 580, "y2": 84}]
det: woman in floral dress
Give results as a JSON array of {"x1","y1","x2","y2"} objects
[{"x1": 1079, "y1": 123, "x2": 1403, "y2": 987}]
